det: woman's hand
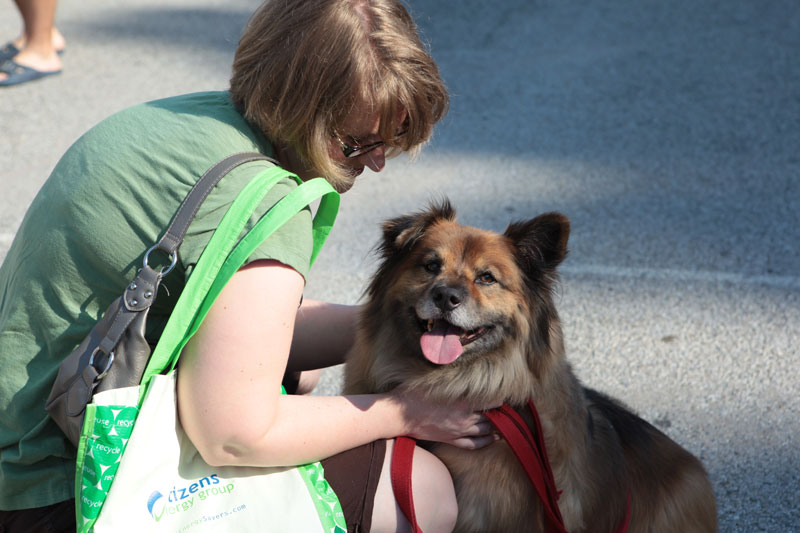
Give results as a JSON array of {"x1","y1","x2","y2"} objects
[
  {"x1": 393, "y1": 389, "x2": 499, "y2": 450},
  {"x1": 178, "y1": 259, "x2": 474, "y2": 466}
]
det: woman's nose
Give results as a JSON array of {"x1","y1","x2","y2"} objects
[{"x1": 361, "y1": 146, "x2": 385, "y2": 172}]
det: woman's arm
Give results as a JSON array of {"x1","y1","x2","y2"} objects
[
  {"x1": 177, "y1": 260, "x2": 493, "y2": 468},
  {"x1": 287, "y1": 298, "x2": 359, "y2": 372}
]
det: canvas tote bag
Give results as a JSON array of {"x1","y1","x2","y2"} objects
[{"x1": 74, "y1": 164, "x2": 345, "y2": 532}]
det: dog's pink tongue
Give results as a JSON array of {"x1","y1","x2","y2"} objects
[{"x1": 420, "y1": 322, "x2": 463, "y2": 365}]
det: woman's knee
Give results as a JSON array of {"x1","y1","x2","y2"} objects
[
  {"x1": 371, "y1": 439, "x2": 457, "y2": 533},
  {"x1": 410, "y1": 444, "x2": 458, "y2": 532}
]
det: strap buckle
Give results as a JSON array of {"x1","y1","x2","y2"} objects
[
  {"x1": 89, "y1": 348, "x2": 115, "y2": 383},
  {"x1": 143, "y1": 245, "x2": 178, "y2": 275}
]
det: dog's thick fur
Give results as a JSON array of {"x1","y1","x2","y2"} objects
[{"x1": 344, "y1": 201, "x2": 717, "y2": 532}]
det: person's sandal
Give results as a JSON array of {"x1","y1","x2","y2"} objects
[
  {"x1": 0, "y1": 41, "x2": 65, "y2": 62},
  {"x1": 0, "y1": 42, "x2": 20, "y2": 62},
  {"x1": 0, "y1": 59, "x2": 61, "y2": 87}
]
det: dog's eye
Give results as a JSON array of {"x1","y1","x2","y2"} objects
[
  {"x1": 424, "y1": 260, "x2": 441, "y2": 274},
  {"x1": 476, "y1": 272, "x2": 496, "y2": 285}
]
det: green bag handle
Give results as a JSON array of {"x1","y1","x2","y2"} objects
[
  {"x1": 139, "y1": 166, "x2": 338, "y2": 395},
  {"x1": 171, "y1": 176, "x2": 339, "y2": 374}
]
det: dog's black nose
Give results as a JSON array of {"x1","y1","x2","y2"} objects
[{"x1": 432, "y1": 285, "x2": 465, "y2": 311}]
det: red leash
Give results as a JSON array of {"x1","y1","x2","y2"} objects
[
  {"x1": 391, "y1": 436, "x2": 422, "y2": 533},
  {"x1": 484, "y1": 402, "x2": 566, "y2": 533},
  {"x1": 391, "y1": 401, "x2": 631, "y2": 533}
]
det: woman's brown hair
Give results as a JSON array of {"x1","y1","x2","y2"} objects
[{"x1": 230, "y1": 0, "x2": 449, "y2": 191}]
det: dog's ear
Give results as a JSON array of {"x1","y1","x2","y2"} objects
[
  {"x1": 504, "y1": 212, "x2": 570, "y2": 273},
  {"x1": 506, "y1": 213, "x2": 570, "y2": 376},
  {"x1": 379, "y1": 199, "x2": 456, "y2": 256}
]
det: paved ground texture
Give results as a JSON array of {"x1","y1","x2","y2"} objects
[{"x1": 2, "y1": 0, "x2": 798, "y2": 530}]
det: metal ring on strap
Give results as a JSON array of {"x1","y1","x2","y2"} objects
[
  {"x1": 143, "y1": 244, "x2": 178, "y2": 275},
  {"x1": 89, "y1": 348, "x2": 115, "y2": 383}
]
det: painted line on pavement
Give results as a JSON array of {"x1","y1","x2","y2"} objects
[{"x1": 561, "y1": 264, "x2": 800, "y2": 290}]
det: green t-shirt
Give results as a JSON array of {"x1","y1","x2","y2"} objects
[{"x1": 0, "y1": 91, "x2": 313, "y2": 509}]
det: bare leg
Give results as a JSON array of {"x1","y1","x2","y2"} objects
[
  {"x1": 1, "y1": 0, "x2": 63, "y2": 80},
  {"x1": 10, "y1": 27, "x2": 65, "y2": 52},
  {"x1": 371, "y1": 439, "x2": 458, "y2": 533}
]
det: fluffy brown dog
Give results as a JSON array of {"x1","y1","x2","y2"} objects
[{"x1": 344, "y1": 201, "x2": 717, "y2": 532}]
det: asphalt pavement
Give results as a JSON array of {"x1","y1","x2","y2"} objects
[{"x1": 1, "y1": 0, "x2": 798, "y2": 530}]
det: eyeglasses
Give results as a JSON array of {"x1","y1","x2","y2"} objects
[{"x1": 334, "y1": 129, "x2": 408, "y2": 159}]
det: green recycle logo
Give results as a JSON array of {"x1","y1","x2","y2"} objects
[{"x1": 79, "y1": 405, "x2": 139, "y2": 525}]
